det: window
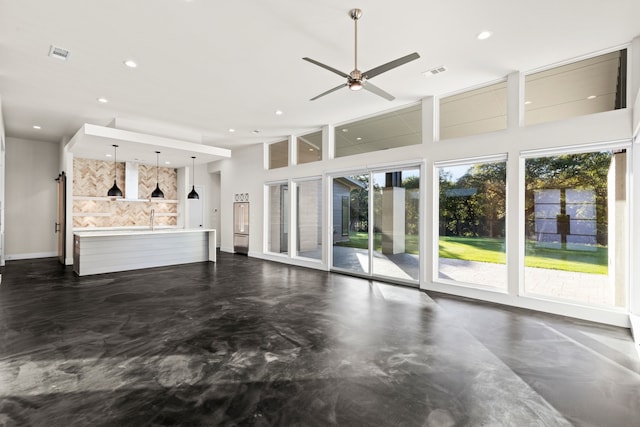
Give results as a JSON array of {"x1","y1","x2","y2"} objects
[
  {"x1": 525, "y1": 49, "x2": 627, "y2": 126},
  {"x1": 295, "y1": 178, "x2": 322, "y2": 260},
  {"x1": 269, "y1": 140, "x2": 289, "y2": 169},
  {"x1": 297, "y1": 131, "x2": 322, "y2": 164},
  {"x1": 523, "y1": 149, "x2": 627, "y2": 307},
  {"x1": 334, "y1": 104, "x2": 421, "y2": 158},
  {"x1": 439, "y1": 81, "x2": 507, "y2": 140},
  {"x1": 267, "y1": 182, "x2": 289, "y2": 254},
  {"x1": 437, "y1": 159, "x2": 507, "y2": 289}
]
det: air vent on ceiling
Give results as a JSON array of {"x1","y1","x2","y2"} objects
[
  {"x1": 423, "y1": 65, "x2": 447, "y2": 76},
  {"x1": 48, "y1": 45, "x2": 70, "y2": 61}
]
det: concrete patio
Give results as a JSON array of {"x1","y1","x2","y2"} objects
[{"x1": 332, "y1": 246, "x2": 614, "y2": 307}]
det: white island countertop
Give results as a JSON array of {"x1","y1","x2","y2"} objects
[
  {"x1": 74, "y1": 228, "x2": 216, "y2": 237},
  {"x1": 73, "y1": 228, "x2": 217, "y2": 276}
]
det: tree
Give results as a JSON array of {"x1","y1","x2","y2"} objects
[
  {"x1": 402, "y1": 175, "x2": 420, "y2": 235},
  {"x1": 438, "y1": 163, "x2": 506, "y2": 238},
  {"x1": 350, "y1": 175, "x2": 369, "y2": 232},
  {"x1": 466, "y1": 162, "x2": 506, "y2": 237}
]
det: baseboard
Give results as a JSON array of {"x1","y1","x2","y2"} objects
[
  {"x1": 250, "y1": 251, "x2": 328, "y2": 271},
  {"x1": 630, "y1": 314, "x2": 640, "y2": 359},
  {"x1": 5, "y1": 251, "x2": 57, "y2": 260},
  {"x1": 424, "y1": 280, "x2": 631, "y2": 328}
]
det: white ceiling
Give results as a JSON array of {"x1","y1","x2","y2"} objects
[{"x1": 1, "y1": 0, "x2": 639, "y2": 159}]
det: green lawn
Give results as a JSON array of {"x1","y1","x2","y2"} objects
[
  {"x1": 440, "y1": 236, "x2": 607, "y2": 275},
  {"x1": 336, "y1": 232, "x2": 608, "y2": 275},
  {"x1": 335, "y1": 232, "x2": 419, "y2": 254},
  {"x1": 438, "y1": 236, "x2": 506, "y2": 264}
]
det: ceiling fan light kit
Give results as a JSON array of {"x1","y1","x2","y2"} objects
[{"x1": 303, "y1": 8, "x2": 420, "y2": 101}]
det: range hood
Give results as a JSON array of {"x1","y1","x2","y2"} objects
[{"x1": 119, "y1": 162, "x2": 146, "y2": 201}]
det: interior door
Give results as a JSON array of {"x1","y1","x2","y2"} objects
[
  {"x1": 56, "y1": 172, "x2": 66, "y2": 264},
  {"x1": 187, "y1": 185, "x2": 204, "y2": 228}
]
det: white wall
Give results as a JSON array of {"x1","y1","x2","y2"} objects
[
  {"x1": 0, "y1": 96, "x2": 5, "y2": 266},
  {"x1": 5, "y1": 137, "x2": 60, "y2": 259},
  {"x1": 209, "y1": 171, "x2": 221, "y2": 246},
  {"x1": 629, "y1": 35, "x2": 640, "y2": 351},
  {"x1": 209, "y1": 144, "x2": 264, "y2": 254},
  {"x1": 183, "y1": 164, "x2": 219, "y2": 236}
]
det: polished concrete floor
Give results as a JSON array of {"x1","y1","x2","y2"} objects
[{"x1": 0, "y1": 253, "x2": 639, "y2": 426}]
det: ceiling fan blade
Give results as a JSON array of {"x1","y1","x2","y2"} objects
[
  {"x1": 363, "y1": 82, "x2": 395, "y2": 101},
  {"x1": 363, "y1": 52, "x2": 420, "y2": 80},
  {"x1": 310, "y1": 83, "x2": 349, "y2": 101},
  {"x1": 303, "y1": 57, "x2": 350, "y2": 79}
]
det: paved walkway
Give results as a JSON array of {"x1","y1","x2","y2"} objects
[
  {"x1": 440, "y1": 258, "x2": 612, "y2": 306},
  {"x1": 331, "y1": 246, "x2": 613, "y2": 306}
]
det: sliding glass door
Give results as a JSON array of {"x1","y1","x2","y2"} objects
[
  {"x1": 372, "y1": 169, "x2": 420, "y2": 282},
  {"x1": 331, "y1": 174, "x2": 370, "y2": 274},
  {"x1": 331, "y1": 167, "x2": 420, "y2": 285}
]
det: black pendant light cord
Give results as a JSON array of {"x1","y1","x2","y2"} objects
[
  {"x1": 151, "y1": 151, "x2": 165, "y2": 199},
  {"x1": 107, "y1": 144, "x2": 123, "y2": 197}
]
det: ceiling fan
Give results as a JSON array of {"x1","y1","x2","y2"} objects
[{"x1": 303, "y1": 8, "x2": 420, "y2": 101}]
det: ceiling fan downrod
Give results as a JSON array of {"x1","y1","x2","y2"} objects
[
  {"x1": 351, "y1": 9, "x2": 361, "y2": 71},
  {"x1": 349, "y1": 8, "x2": 363, "y2": 90}
]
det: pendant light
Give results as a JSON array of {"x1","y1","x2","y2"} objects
[
  {"x1": 187, "y1": 156, "x2": 199, "y2": 199},
  {"x1": 107, "y1": 144, "x2": 123, "y2": 197},
  {"x1": 150, "y1": 151, "x2": 165, "y2": 199}
]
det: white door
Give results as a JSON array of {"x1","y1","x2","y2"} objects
[{"x1": 187, "y1": 185, "x2": 204, "y2": 228}]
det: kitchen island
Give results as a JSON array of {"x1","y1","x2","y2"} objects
[{"x1": 73, "y1": 228, "x2": 216, "y2": 276}]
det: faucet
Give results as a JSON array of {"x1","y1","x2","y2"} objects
[{"x1": 150, "y1": 208, "x2": 155, "y2": 231}]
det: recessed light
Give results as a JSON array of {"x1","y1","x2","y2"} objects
[
  {"x1": 476, "y1": 30, "x2": 493, "y2": 40},
  {"x1": 97, "y1": 97, "x2": 109, "y2": 103},
  {"x1": 123, "y1": 60, "x2": 137, "y2": 68},
  {"x1": 356, "y1": 137, "x2": 362, "y2": 141},
  {"x1": 32, "y1": 125, "x2": 41, "y2": 130},
  {"x1": 275, "y1": 110, "x2": 283, "y2": 116},
  {"x1": 228, "y1": 128, "x2": 236, "y2": 133},
  {"x1": 587, "y1": 95, "x2": 597, "y2": 100},
  {"x1": 106, "y1": 153, "x2": 112, "y2": 157},
  {"x1": 309, "y1": 148, "x2": 314, "y2": 151},
  {"x1": 524, "y1": 101, "x2": 532, "y2": 105},
  {"x1": 342, "y1": 128, "x2": 348, "y2": 133}
]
